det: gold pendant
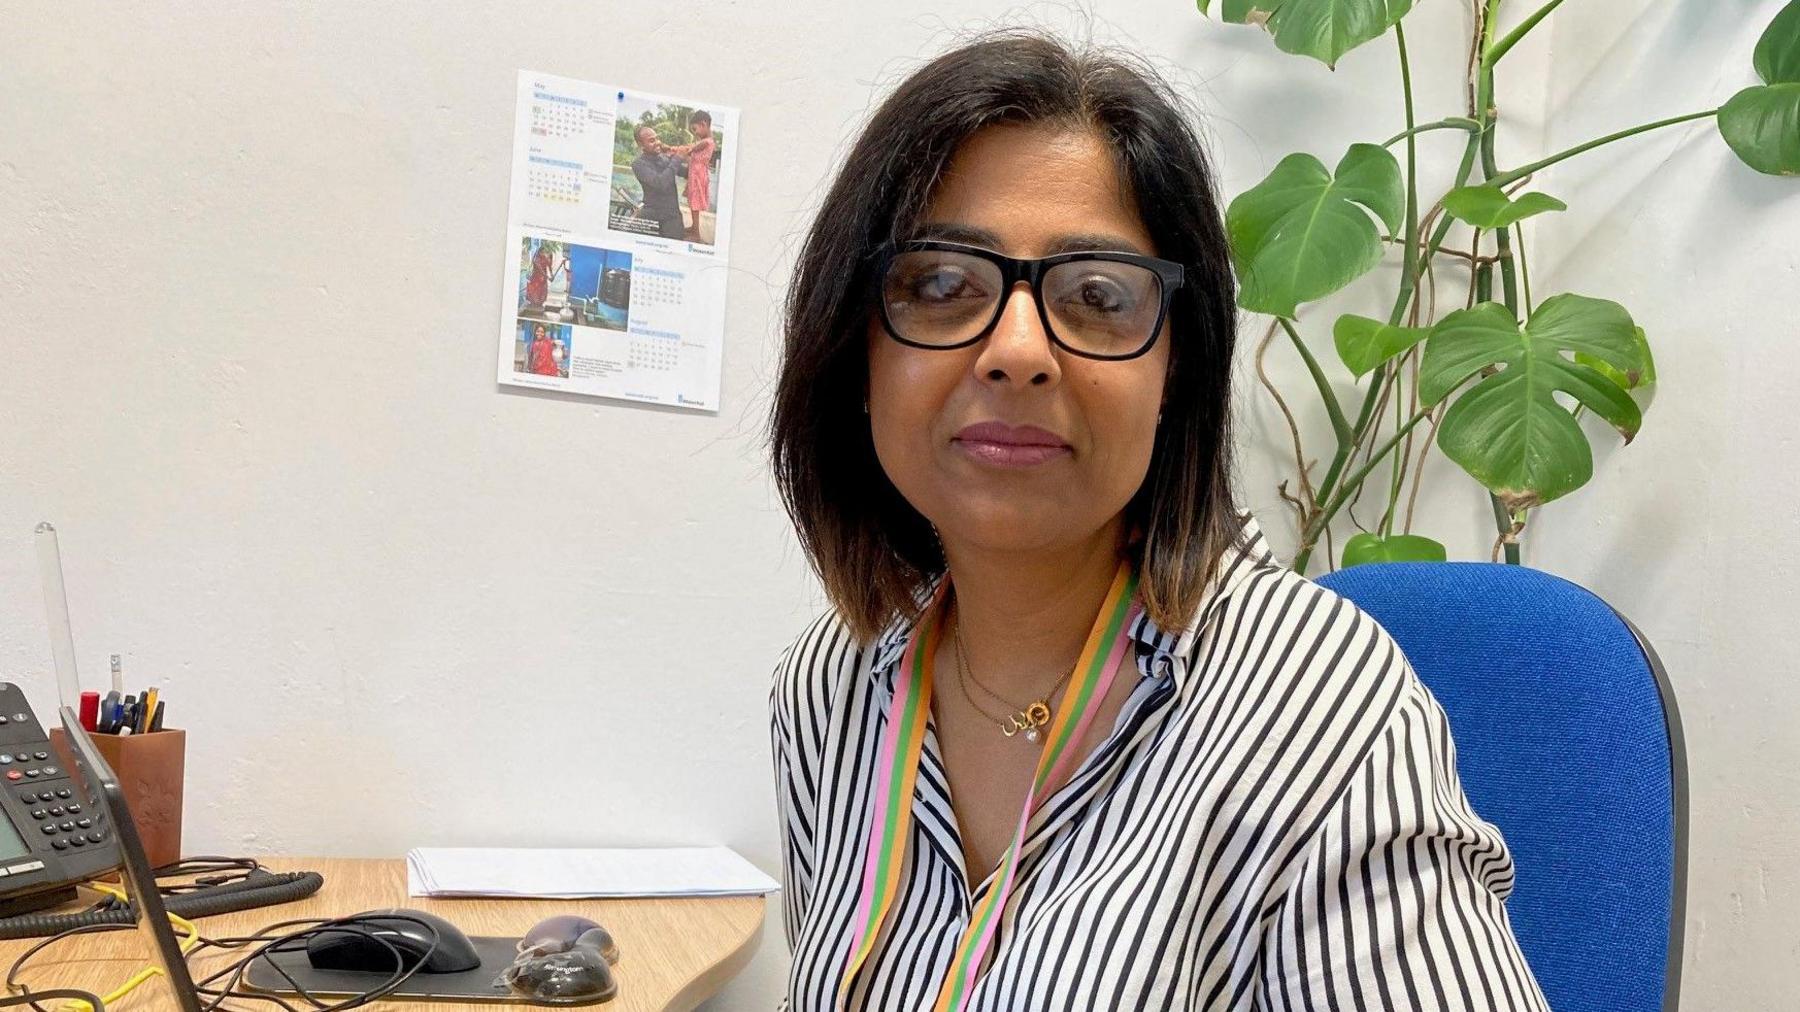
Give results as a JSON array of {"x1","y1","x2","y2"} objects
[{"x1": 999, "y1": 701, "x2": 1054, "y2": 742}]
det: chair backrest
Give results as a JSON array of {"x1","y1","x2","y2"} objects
[{"x1": 1316, "y1": 562, "x2": 1686, "y2": 1012}]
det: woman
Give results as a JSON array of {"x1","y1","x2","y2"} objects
[
  {"x1": 767, "y1": 32, "x2": 1547, "y2": 1012},
  {"x1": 528, "y1": 323, "x2": 560, "y2": 377},
  {"x1": 525, "y1": 243, "x2": 552, "y2": 308}
]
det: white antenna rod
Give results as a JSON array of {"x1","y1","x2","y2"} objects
[{"x1": 34, "y1": 522, "x2": 84, "y2": 709}]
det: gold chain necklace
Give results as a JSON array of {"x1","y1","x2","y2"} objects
[{"x1": 952, "y1": 619, "x2": 1070, "y2": 743}]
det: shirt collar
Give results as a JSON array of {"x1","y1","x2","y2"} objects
[{"x1": 866, "y1": 511, "x2": 1278, "y2": 694}]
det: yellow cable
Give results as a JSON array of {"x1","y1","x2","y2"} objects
[{"x1": 53, "y1": 882, "x2": 200, "y2": 1012}]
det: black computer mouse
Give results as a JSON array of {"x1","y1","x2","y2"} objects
[{"x1": 305, "y1": 908, "x2": 482, "y2": 974}]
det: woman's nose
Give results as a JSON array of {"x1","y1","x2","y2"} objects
[{"x1": 973, "y1": 283, "x2": 1061, "y2": 388}]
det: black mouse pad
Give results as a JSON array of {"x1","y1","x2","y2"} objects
[{"x1": 242, "y1": 934, "x2": 612, "y2": 1005}]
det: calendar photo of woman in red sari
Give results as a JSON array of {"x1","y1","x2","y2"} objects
[{"x1": 512, "y1": 319, "x2": 570, "y2": 379}]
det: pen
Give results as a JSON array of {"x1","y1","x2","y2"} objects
[
  {"x1": 139, "y1": 688, "x2": 158, "y2": 734},
  {"x1": 110, "y1": 654, "x2": 123, "y2": 696},
  {"x1": 99, "y1": 691, "x2": 120, "y2": 734},
  {"x1": 148, "y1": 700, "x2": 164, "y2": 732}
]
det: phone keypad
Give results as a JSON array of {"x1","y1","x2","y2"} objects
[{"x1": 10, "y1": 745, "x2": 105, "y2": 856}]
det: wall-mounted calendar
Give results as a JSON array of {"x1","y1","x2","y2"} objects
[{"x1": 496, "y1": 71, "x2": 739, "y2": 411}]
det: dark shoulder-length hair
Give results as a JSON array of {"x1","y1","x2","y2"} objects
[{"x1": 771, "y1": 31, "x2": 1242, "y2": 643}]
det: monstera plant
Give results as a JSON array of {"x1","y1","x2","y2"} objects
[{"x1": 1198, "y1": 0, "x2": 1799, "y2": 573}]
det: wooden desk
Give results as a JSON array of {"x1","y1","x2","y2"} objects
[{"x1": 0, "y1": 857, "x2": 765, "y2": 1011}]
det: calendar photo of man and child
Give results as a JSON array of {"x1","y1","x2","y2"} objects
[{"x1": 608, "y1": 92, "x2": 728, "y2": 247}]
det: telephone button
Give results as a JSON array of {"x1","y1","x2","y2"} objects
[
  {"x1": 68, "y1": 836, "x2": 86, "y2": 847},
  {"x1": 39, "y1": 825, "x2": 55, "y2": 836},
  {"x1": 50, "y1": 839, "x2": 68, "y2": 851},
  {"x1": 57, "y1": 822, "x2": 74, "y2": 832},
  {"x1": 75, "y1": 818, "x2": 91, "y2": 829},
  {"x1": 29, "y1": 810, "x2": 46, "y2": 820},
  {"x1": 85, "y1": 832, "x2": 103, "y2": 844},
  {"x1": 54, "y1": 789, "x2": 71, "y2": 799}
]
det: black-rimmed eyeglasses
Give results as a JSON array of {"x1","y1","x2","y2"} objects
[{"x1": 875, "y1": 240, "x2": 1184, "y2": 361}]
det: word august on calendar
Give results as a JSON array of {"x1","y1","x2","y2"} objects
[{"x1": 496, "y1": 70, "x2": 741, "y2": 411}]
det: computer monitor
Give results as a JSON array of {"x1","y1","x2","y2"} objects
[{"x1": 56, "y1": 707, "x2": 204, "y2": 1011}]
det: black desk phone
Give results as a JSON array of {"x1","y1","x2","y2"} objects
[{"x1": 0, "y1": 682, "x2": 118, "y2": 913}]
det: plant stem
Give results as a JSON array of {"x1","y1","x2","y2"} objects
[
  {"x1": 1489, "y1": 496, "x2": 1521, "y2": 564},
  {"x1": 1485, "y1": 0, "x2": 1567, "y2": 67},
  {"x1": 1383, "y1": 18, "x2": 1420, "y2": 540},
  {"x1": 1296, "y1": 18, "x2": 1456, "y2": 572},
  {"x1": 1397, "y1": 20, "x2": 1421, "y2": 335},
  {"x1": 1278, "y1": 317, "x2": 1351, "y2": 443},
  {"x1": 1515, "y1": 222, "x2": 1534, "y2": 313},
  {"x1": 1383, "y1": 359, "x2": 1405, "y2": 536},
  {"x1": 1382, "y1": 117, "x2": 1481, "y2": 147},
  {"x1": 1489, "y1": 109, "x2": 1720, "y2": 188},
  {"x1": 1479, "y1": 74, "x2": 1520, "y2": 322},
  {"x1": 1478, "y1": 55, "x2": 1525, "y2": 565},
  {"x1": 1299, "y1": 408, "x2": 1434, "y2": 563}
]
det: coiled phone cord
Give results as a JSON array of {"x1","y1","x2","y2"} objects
[{"x1": 0, "y1": 869, "x2": 323, "y2": 940}]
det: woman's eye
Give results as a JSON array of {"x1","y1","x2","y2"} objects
[
  {"x1": 1067, "y1": 277, "x2": 1132, "y2": 313},
  {"x1": 910, "y1": 267, "x2": 983, "y2": 302}
]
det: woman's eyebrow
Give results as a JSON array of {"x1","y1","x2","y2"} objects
[
  {"x1": 1045, "y1": 232, "x2": 1150, "y2": 255},
  {"x1": 910, "y1": 222, "x2": 1001, "y2": 246},
  {"x1": 907, "y1": 223, "x2": 1151, "y2": 256}
]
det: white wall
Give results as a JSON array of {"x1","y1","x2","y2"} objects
[{"x1": 0, "y1": 2, "x2": 1791, "y2": 1008}]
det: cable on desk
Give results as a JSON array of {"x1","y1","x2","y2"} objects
[
  {"x1": 6, "y1": 913, "x2": 444, "y2": 1012},
  {"x1": 0, "y1": 870, "x2": 324, "y2": 940},
  {"x1": 3, "y1": 922, "x2": 130, "y2": 1012},
  {"x1": 185, "y1": 913, "x2": 441, "y2": 1012},
  {"x1": 0, "y1": 990, "x2": 104, "y2": 1012}
]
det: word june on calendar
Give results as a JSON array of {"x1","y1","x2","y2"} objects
[{"x1": 498, "y1": 70, "x2": 741, "y2": 411}]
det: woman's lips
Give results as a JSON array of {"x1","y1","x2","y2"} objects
[{"x1": 952, "y1": 421, "x2": 1073, "y2": 469}]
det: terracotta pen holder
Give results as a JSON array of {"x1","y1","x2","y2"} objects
[{"x1": 49, "y1": 727, "x2": 186, "y2": 869}]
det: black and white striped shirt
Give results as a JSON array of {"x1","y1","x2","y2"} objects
[{"x1": 770, "y1": 515, "x2": 1548, "y2": 1010}]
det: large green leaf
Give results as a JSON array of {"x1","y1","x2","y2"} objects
[
  {"x1": 1720, "y1": 83, "x2": 1800, "y2": 175},
  {"x1": 1419, "y1": 295, "x2": 1646, "y2": 510},
  {"x1": 1754, "y1": 0, "x2": 1800, "y2": 84},
  {"x1": 1226, "y1": 144, "x2": 1403, "y2": 317},
  {"x1": 1441, "y1": 185, "x2": 1567, "y2": 228},
  {"x1": 1721, "y1": 1, "x2": 1800, "y2": 175},
  {"x1": 1199, "y1": 0, "x2": 1416, "y2": 69},
  {"x1": 1341, "y1": 532, "x2": 1448, "y2": 567},
  {"x1": 1333, "y1": 314, "x2": 1431, "y2": 377}
]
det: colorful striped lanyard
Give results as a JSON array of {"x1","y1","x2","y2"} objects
[{"x1": 837, "y1": 561, "x2": 1140, "y2": 1012}]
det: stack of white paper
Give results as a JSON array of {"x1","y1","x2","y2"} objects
[{"x1": 405, "y1": 846, "x2": 780, "y2": 900}]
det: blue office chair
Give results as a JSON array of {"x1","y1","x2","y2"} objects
[{"x1": 1316, "y1": 562, "x2": 1687, "y2": 1012}]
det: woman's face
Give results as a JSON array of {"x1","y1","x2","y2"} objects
[
  {"x1": 866, "y1": 123, "x2": 1170, "y2": 557},
  {"x1": 535, "y1": 325, "x2": 547, "y2": 340}
]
